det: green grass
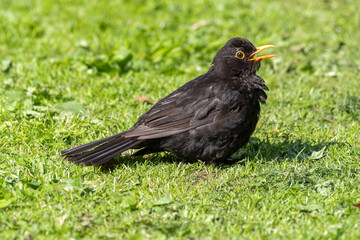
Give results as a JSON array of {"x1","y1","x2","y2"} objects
[{"x1": 1, "y1": 0, "x2": 360, "y2": 239}]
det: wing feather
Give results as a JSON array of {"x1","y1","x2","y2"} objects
[
  {"x1": 124, "y1": 78, "x2": 224, "y2": 139},
  {"x1": 124, "y1": 75, "x2": 246, "y2": 140}
]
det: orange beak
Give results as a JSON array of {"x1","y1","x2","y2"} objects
[{"x1": 248, "y1": 45, "x2": 277, "y2": 63}]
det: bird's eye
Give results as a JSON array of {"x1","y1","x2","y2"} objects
[{"x1": 235, "y1": 51, "x2": 245, "y2": 60}]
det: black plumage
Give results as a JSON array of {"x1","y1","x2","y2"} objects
[{"x1": 61, "y1": 37, "x2": 276, "y2": 165}]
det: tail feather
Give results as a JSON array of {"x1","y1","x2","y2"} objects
[
  {"x1": 68, "y1": 139, "x2": 126, "y2": 164},
  {"x1": 85, "y1": 140, "x2": 141, "y2": 166},
  {"x1": 61, "y1": 132, "x2": 125, "y2": 156},
  {"x1": 70, "y1": 139, "x2": 140, "y2": 165},
  {"x1": 62, "y1": 132, "x2": 143, "y2": 166}
]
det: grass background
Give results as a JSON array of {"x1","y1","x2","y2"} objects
[{"x1": 1, "y1": 0, "x2": 360, "y2": 239}]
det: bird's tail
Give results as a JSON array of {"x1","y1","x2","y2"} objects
[{"x1": 61, "y1": 132, "x2": 143, "y2": 166}]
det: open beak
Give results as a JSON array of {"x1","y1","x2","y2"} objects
[{"x1": 248, "y1": 45, "x2": 277, "y2": 63}]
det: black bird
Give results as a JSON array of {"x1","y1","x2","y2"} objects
[{"x1": 61, "y1": 37, "x2": 276, "y2": 166}]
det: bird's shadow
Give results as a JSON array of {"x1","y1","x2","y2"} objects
[
  {"x1": 98, "y1": 137, "x2": 342, "y2": 172},
  {"x1": 233, "y1": 137, "x2": 340, "y2": 164}
]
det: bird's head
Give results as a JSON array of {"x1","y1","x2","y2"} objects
[{"x1": 212, "y1": 37, "x2": 276, "y2": 77}]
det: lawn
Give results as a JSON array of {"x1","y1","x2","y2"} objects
[{"x1": 1, "y1": 0, "x2": 360, "y2": 239}]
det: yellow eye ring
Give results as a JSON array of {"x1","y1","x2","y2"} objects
[{"x1": 235, "y1": 50, "x2": 245, "y2": 60}]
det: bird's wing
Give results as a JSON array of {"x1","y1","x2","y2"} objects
[{"x1": 124, "y1": 77, "x2": 241, "y2": 140}]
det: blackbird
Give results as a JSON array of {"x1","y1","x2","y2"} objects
[{"x1": 61, "y1": 37, "x2": 276, "y2": 166}]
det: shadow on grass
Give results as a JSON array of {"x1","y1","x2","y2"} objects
[
  {"x1": 98, "y1": 137, "x2": 342, "y2": 171},
  {"x1": 241, "y1": 137, "x2": 341, "y2": 162},
  {"x1": 99, "y1": 153, "x2": 187, "y2": 172}
]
